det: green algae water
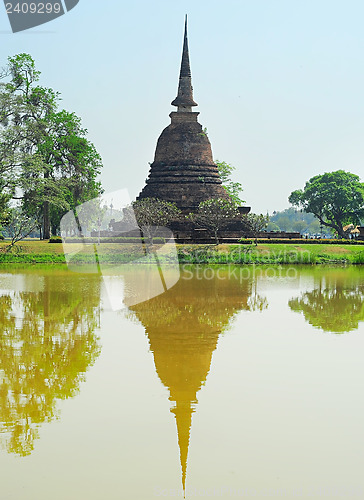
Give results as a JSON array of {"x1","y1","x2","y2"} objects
[{"x1": 0, "y1": 265, "x2": 363, "y2": 500}]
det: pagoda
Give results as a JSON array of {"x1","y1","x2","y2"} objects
[
  {"x1": 137, "y1": 16, "x2": 233, "y2": 212},
  {"x1": 107, "y1": 16, "x2": 250, "y2": 242}
]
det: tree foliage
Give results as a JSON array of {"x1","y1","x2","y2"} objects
[
  {"x1": 289, "y1": 170, "x2": 364, "y2": 238},
  {"x1": 241, "y1": 213, "x2": 269, "y2": 235},
  {"x1": 215, "y1": 160, "x2": 244, "y2": 205},
  {"x1": 188, "y1": 198, "x2": 238, "y2": 244},
  {"x1": 125, "y1": 197, "x2": 181, "y2": 242},
  {"x1": 0, "y1": 53, "x2": 103, "y2": 239},
  {"x1": 0, "y1": 192, "x2": 10, "y2": 231},
  {"x1": 268, "y1": 207, "x2": 328, "y2": 235}
]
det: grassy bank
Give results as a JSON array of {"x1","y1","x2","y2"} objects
[
  {"x1": 181, "y1": 243, "x2": 364, "y2": 265},
  {"x1": 0, "y1": 240, "x2": 364, "y2": 265}
]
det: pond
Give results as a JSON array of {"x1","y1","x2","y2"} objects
[{"x1": 0, "y1": 265, "x2": 363, "y2": 500}]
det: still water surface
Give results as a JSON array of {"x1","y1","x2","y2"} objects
[{"x1": 0, "y1": 265, "x2": 363, "y2": 500}]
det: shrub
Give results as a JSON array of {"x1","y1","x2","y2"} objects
[
  {"x1": 59, "y1": 236, "x2": 166, "y2": 244},
  {"x1": 352, "y1": 251, "x2": 364, "y2": 264},
  {"x1": 239, "y1": 238, "x2": 364, "y2": 245},
  {"x1": 49, "y1": 236, "x2": 63, "y2": 243}
]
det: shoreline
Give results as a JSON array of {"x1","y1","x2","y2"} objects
[{"x1": 0, "y1": 241, "x2": 363, "y2": 265}]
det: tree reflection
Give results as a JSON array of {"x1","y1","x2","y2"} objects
[
  {"x1": 0, "y1": 273, "x2": 101, "y2": 456},
  {"x1": 289, "y1": 270, "x2": 364, "y2": 333},
  {"x1": 127, "y1": 266, "x2": 267, "y2": 496}
]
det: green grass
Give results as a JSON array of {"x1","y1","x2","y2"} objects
[
  {"x1": 0, "y1": 240, "x2": 364, "y2": 264},
  {"x1": 176, "y1": 243, "x2": 364, "y2": 265},
  {"x1": 351, "y1": 251, "x2": 364, "y2": 264}
]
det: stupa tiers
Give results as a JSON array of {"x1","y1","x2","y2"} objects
[{"x1": 137, "y1": 16, "x2": 238, "y2": 213}]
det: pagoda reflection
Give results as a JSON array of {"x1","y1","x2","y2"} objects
[
  {"x1": 0, "y1": 271, "x2": 101, "y2": 456},
  {"x1": 127, "y1": 266, "x2": 267, "y2": 495},
  {"x1": 289, "y1": 268, "x2": 364, "y2": 333}
]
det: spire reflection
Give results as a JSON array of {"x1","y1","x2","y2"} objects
[{"x1": 127, "y1": 266, "x2": 267, "y2": 495}]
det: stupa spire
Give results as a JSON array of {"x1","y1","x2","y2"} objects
[
  {"x1": 171, "y1": 15, "x2": 198, "y2": 111},
  {"x1": 171, "y1": 401, "x2": 194, "y2": 497}
]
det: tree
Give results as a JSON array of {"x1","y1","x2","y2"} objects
[
  {"x1": 0, "y1": 53, "x2": 103, "y2": 239},
  {"x1": 268, "y1": 207, "x2": 329, "y2": 236},
  {"x1": 241, "y1": 213, "x2": 269, "y2": 235},
  {"x1": 188, "y1": 198, "x2": 238, "y2": 244},
  {"x1": 1, "y1": 54, "x2": 60, "y2": 235},
  {"x1": 3, "y1": 207, "x2": 39, "y2": 252},
  {"x1": 292, "y1": 220, "x2": 307, "y2": 234},
  {"x1": 267, "y1": 221, "x2": 280, "y2": 232},
  {"x1": 289, "y1": 171, "x2": 364, "y2": 239},
  {"x1": 215, "y1": 160, "x2": 244, "y2": 205},
  {"x1": 124, "y1": 198, "x2": 181, "y2": 243}
]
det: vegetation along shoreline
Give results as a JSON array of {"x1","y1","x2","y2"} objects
[{"x1": 0, "y1": 241, "x2": 363, "y2": 265}]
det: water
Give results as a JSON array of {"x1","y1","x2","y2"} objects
[{"x1": 0, "y1": 265, "x2": 363, "y2": 500}]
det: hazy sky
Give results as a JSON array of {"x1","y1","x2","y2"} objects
[{"x1": 1, "y1": 0, "x2": 364, "y2": 213}]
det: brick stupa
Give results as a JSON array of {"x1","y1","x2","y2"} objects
[{"x1": 137, "y1": 16, "x2": 232, "y2": 213}]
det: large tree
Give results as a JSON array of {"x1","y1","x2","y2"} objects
[
  {"x1": 289, "y1": 170, "x2": 364, "y2": 238},
  {"x1": 0, "y1": 53, "x2": 103, "y2": 239}
]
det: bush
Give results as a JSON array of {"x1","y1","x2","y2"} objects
[
  {"x1": 49, "y1": 236, "x2": 62, "y2": 243},
  {"x1": 237, "y1": 239, "x2": 254, "y2": 244},
  {"x1": 352, "y1": 251, "x2": 364, "y2": 264},
  {"x1": 58, "y1": 236, "x2": 166, "y2": 244},
  {"x1": 0, "y1": 234, "x2": 4, "y2": 240},
  {"x1": 239, "y1": 238, "x2": 364, "y2": 245}
]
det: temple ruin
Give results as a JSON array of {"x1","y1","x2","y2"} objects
[
  {"x1": 137, "y1": 16, "x2": 235, "y2": 213},
  {"x1": 109, "y1": 16, "x2": 256, "y2": 242}
]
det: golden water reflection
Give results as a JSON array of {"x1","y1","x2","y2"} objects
[
  {"x1": 1, "y1": 265, "x2": 364, "y2": 498},
  {"x1": 289, "y1": 267, "x2": 364, "y2": 333},
  {"x1": 127, "y1": 266, "x2": 267, "y2": 495},
  {"x1": 0, "y1": 271, "x2": 101, "y2": 456}
]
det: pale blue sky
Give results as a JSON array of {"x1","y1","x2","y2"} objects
[{"x1": 1, "y1": 0, "x2": 364, "y2": 213}]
